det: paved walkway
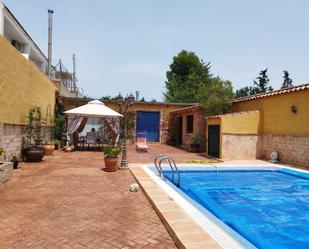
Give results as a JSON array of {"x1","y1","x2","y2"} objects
[
  {"x1": 0, "y1": 148, "x2": 186, "y2": 249},
  {"x1": 127, "y1": 144, "x2": 206, "y2": 163}
]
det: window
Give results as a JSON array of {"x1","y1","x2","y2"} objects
[{"x1": 186, "y1": 115, "x2": 193, "y2": 133}]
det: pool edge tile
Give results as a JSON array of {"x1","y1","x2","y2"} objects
[{"x1": 130, "y1": 166, "x2": 223, "y2": 249}]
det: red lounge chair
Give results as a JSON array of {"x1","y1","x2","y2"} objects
[{"x1": 136, "y1": 137, "x2": 150, "y2": 152}]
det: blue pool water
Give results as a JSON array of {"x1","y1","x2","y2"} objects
[{"x1": 163, "y1": 168, "x2": 309, "y2": 249}]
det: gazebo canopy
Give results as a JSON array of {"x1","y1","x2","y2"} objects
[{"x1": 64, "y1": 100, "x2": 122, "y2": 118}]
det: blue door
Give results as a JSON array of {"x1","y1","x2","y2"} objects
[{"x1": 136, "y1": 111, "x2": 160, "y2": 142}]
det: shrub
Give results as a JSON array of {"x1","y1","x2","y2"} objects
[{"x1": 102, "y1": 146, "x2": 122, "y2": 158}]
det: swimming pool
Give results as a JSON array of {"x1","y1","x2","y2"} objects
[{"x1": 163, "y1": 167, "x2": 309, "y2": 249}]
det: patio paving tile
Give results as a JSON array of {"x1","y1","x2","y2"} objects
[{"x1": 0, "y1": 149, "x2": 178, "y2": 249}]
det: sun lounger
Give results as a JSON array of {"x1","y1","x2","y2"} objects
[{"x1": 136, "y1": 137, "x2": 150, "y2": 152}]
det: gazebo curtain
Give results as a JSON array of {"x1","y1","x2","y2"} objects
[
  {"x1": 66, "y1": 116, "x2": 88, "y2": 146},
  {"x1": 105, "y1": 117, "x2": 121, "y2": 146},
  {"x1": 66, "y1": 115, "x2": 121, "y2": 147}
]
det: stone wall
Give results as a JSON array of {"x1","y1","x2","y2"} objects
[
  {"x1": 221, "y1": 133, "x2": 309, "y2": 167},
  {"x1": 0, "y1": 162, "x2": 13, "y2": 185},
  {"x1": 0, "y1": 123, "x2": 23, "y2": 160},
  {"x1": 259, "y1": 134, "x2": 309, "y2": 167},
  {"x1": 221, "y1": 134, "x2": 262, "y2": 160},
  {"x1": 0, "y1": 123, "x2": 52, "y2": 161}
]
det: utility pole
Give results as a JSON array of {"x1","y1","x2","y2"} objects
[{"x1": 47, "y1": 9, "x2": 54, "y2": 79}]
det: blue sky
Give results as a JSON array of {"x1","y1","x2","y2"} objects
[{"x1": 5, "y1": 1, "x2": 309, "y2": 101}]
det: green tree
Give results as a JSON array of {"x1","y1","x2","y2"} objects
[
  {"x1": 252, "y1": 68, "x2": 273, "y2": 94},
  {"x1": 164, "y1": 50, "x2": 211, "y2": 103},
  {"x1": 197, "y1": 77, "x2": 234, "y2": 116},
  {"x1": 100, "y1": 95, "x2": 114, "y2": 101},
  {"x1": 53, "y1": 101, "x2": 66, "y2": 141},
  {"x1": 281, "y1": 70, "x2": 293, "y2": 89},
  {"x1": 235, "y1": 86, "x2": 253, "y2": 98},
  {"x1": 235, "y1": 68, "x2": 274, "y2": 98}
]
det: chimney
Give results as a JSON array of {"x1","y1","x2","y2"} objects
[
  {"x1": 135, "y1": 91, "x2": 140, "y2": 101},
  {"x1": 47, "y1": 9, "x2": 54, "y2": 79}
]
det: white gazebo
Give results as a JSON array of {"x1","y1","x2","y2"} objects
[{"x1": 64, "y1": 100, "x2": 123, "y2": 148}]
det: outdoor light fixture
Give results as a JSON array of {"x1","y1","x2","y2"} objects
[
  {"x1": 290, "y1": 105, "x2": 297, "y2": 113},
  {"x1": 117, "y1": 92, "x2": 135, "y2": 168}
]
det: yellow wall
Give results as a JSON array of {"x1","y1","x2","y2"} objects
[
  {"x1": 0, "y1": 36, "x2": 56, "y2": 125},
  {"x1": 206, "y1": 111, "x2": 261, "y2": 158},
  {"x1": 232, "y1": 90, "x2": 309, "y2": 135},
  {"x1": 221, "y1": 111, "x2": 261, "y2": 134}
]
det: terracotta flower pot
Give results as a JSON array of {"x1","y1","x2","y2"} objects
[
  {"x1": 64, "y1": 146, "x2": 73, "y2": 153},
  {"x1": 104, "y1": 157, "x2": 119, "y2": 172},
  {"x1": 43, "y1": 144, "x2": 54, "y2": 155}
]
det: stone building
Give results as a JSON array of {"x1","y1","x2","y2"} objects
[{"x1": 168, "y1": 105, "x2": 206, "y2": 152}]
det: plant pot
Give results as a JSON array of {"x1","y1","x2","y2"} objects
[
  {"x1": 190, "y1": 143, "x2": 200, "y2": 153},
  {"x1": 23, "y1": 148, "x2": 44, "y2": 162},
  {"x1": 63, "y1": 146, "x2": 73, "y2": 153},
  {"x1": 104, "y1": 157, "x2": 119, "y2": 172},
  {"x1": 11, "y1": 159, "x2": 19, "y2": 169},
  {"x1": 54, "y1": 143, "x2": 59, "y2": 150},
  {"x1": 43, "y1": 144, "x2": 54, "y2": 155}
]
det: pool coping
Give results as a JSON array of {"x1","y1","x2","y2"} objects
[
  {"x1": 130, "y1": 164, "x2": 223, "y2": 249},
  {"x1": 130, "y1": 163, "x2": 308, "y2": 249}
]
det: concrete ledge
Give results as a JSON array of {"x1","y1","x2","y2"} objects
[
  {"x1": 0, "y1": 162, "x2": 13, "y2": 185},
  {"x1": 130, "y1": 166, "x2": 222, "y2": 249}
]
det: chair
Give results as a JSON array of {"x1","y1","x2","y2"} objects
[
  {"x1": 85, "y1": 132, "x2": 96, "y2": 149},
  {"x1": 136, "y1": 137, "x2": 150, "y2": 153}
]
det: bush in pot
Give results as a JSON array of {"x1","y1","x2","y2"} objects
[
  {"x1": 190, "y1": 134, "x2": 201, "y2": 153},
  {"x1": 52, "y1": 139, "x2": 60, "y2": 150},
  {"x1": 10, "y1": 156, "x2": 20, "y2": 169},
  {"x1": 102, "y1": 146, "x2": 122, "y2": 172},
  {"x1": 22, "y1": 107, "x2": 45, "y2": 162}
]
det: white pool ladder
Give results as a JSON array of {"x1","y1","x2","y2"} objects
[{"x1": 154, "y1": 154, "x2": 180, "y2": 187}]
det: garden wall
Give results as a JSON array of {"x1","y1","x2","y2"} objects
[{"x1": 0, "y1": 35, "x2": 56, "y2": 159}]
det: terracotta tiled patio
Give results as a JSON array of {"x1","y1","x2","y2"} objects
[
  {"x1": 127, "y1": 144, "x2": 206, "y2": 163},
  {"x1": 0, "y1": 144, "x2": 204, "y2": 249}
]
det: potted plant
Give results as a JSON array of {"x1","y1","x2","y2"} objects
[
  {"x1": 63, "y1": 145, "x2": 73, "y2": 152},
  {"x1": 0, "y1": 147, "x2": 5, "y2": 164},
  {"x1": 10, "y1": 156, "x2": 20, "y2": 169},
  {"x1": 22, "y1": 107, "x2": 45, "y2": 162},
  {"x1": 190, "y1": 134, "x2": 201, "y2": 153},
  {"x1": 102, "y1": 146, "x2": 122, "y2": 172},
  {"x1": 52, "y1": 139, "x2": 60, "y2": 150}
]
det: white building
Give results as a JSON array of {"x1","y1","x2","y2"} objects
[
  {"x1": 0, "y1": 3, "x2": 49, "y2": 74},
  {"x1": 0, "y1": 3, "x2": 84, "y2": 98}
]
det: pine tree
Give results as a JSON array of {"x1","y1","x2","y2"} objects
[
  {"x1": 164, "y1": 50, "x2": 211, "y2": 103},
  {"x1": 281, "y1": 70, "x2": 293, "y2": 89},
  {"x1": 252, "y1": 68, "x2": 273, "y2": 94}
]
